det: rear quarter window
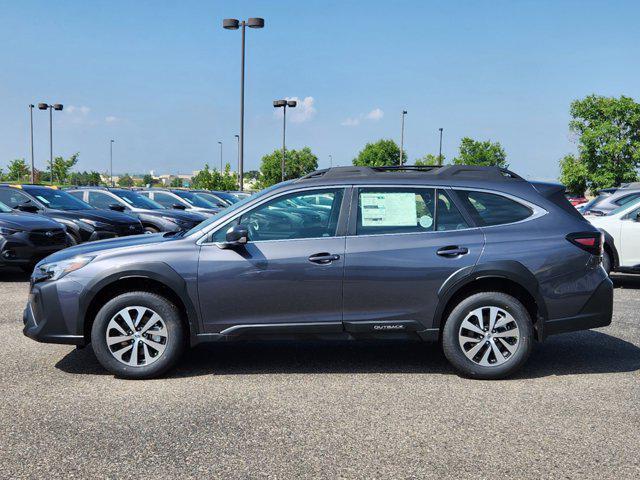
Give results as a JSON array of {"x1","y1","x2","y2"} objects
[{"x1": 457, "y1": 190, "x2": 532, "y2": 226}]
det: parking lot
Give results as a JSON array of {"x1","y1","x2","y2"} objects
[{"x1": 0, "y1": 270, "x2": 638, "y2": 479}]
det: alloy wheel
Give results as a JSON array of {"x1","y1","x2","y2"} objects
[{"x1": 457, "y1": 306, "x2": 520, "y2": 367}]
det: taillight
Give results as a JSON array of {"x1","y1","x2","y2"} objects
[{"x1": 566, "y1": 232, "x2": 604, "y2": 256}]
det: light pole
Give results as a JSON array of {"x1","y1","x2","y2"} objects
[
  {"x1": 223, "y1": 17, "x2": 265, "y2": 191},
  {"x1": 38, "y1": 103, "x2": 63, "y2": 184},
  {"x1": 438, "y1": 128, "x2": 443, "y2": 166},
  {"x1": 329, "y1": 154, "x2": 333, "y2": 167},
  {"x1": 110, "y1": 139, "x2": 115, "y2": 187},
  {"x1": 218, "y1": 141, "x2": 223, "y2": 172},
  {"x1": 273, "y1": 99, "x2": 297, "y2": 181},
  {"x1": 28, "y1": 105, "x2": 35, "y2": 183},
  {"x1": 234, "y1": 134, "x2": 240, "y2": 185},
  {"x1": 399, "y1": 110, "x2": 407, "y2": 165}
]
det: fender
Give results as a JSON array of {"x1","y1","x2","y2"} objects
[
  {"x1": 600, "y1": 228, "x2": 619, "y2": 269},
  {"x1": 78, "y1": 261, "x2": 202, "y2": 343},
  {"x1": 431, "y1": 260, "x2": 548, "y2": 330}
]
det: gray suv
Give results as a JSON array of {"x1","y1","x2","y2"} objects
[{"x1": 23, "y1": 166, "x2": 613, "y2": 380}]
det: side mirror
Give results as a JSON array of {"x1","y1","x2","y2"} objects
[
  {"x1": 109, "y1": 203, "x2": 126, "y2": 212},
  {"x1": 172, "y1": 203, "x2": 187, "y2": 210},
  {"x1": 218, "y1": 224, "x2": 248, "y2": 249},
  {"x1": 16, "y1": 203, "x2": 39, "y2": 213}
]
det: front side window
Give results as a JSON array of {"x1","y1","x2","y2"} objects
[
  {"x1": 0, "y1": 189, "x2": 31, "y2": 208},
  {"x1": 152, "y1": 192, "x2": 182, "y2": 208},
  {"x1": 213, "y1": 188, "x2": 344, "y2": 242},
  {"x1": 88, "y1": 191, "x2": 117, "y2": 209},
  {"x1": 457, "y1": 190, "x2": 532, "y2": 226}
]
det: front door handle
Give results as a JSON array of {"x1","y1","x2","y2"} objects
[
  {"x1": 308, "y1": 252, "x2": 341, "y2": 264},
  {"x1": 436, "y1": 246, "x2": 469, "y2": 257}
]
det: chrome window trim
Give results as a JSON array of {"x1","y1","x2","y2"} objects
[{"x1": 197, "y1": 185, "x2": 349, "y2": 246}]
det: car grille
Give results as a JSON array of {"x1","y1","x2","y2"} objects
[{"x1": 29, "y1": 229, "x2": 66, "y2": 246}]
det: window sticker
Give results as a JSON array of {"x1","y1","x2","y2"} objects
[
  {"x1": 418, "y1": 215, "x2": 433, "y2": 229},
  {"x1": 361, "y1": 192, "x2": 417, "y2": 227},
  {"x1": 35, "y1": 195, "x2": 50, "y2": 205}
]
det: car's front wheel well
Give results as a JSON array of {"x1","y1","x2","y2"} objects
[
  {"x1": 439, "y1": 277, "x2": 541, "y2": 339},
  {"x1": 83, "y1": 277, "x2": 190, "y2": 344}
]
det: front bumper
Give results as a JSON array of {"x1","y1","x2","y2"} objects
[
  {"x1": 0, "y1": 233, "x2": 67, "y2": 267},
  {"x1": 22, "y1": 277, "x2": 85, "y2": 345},
  {"x1": 541, "y1": 276, "x2": 613, "y2": 339}
]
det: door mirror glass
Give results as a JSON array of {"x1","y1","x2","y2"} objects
[
  {"x1": 218, "y1": 224, "x2": 248, "y2": 249},
  {"x1": 109, "y1": 203, "x2": 126, "y2": 212},
  {"x1": 172, "y1": 203, "x2": 187, "y2": 210}
]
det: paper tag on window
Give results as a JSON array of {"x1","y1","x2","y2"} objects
[
  {"x1": 419, "y1": 215, "x2": 433, "y2": 228},
  {"x1": 361, "y1": 193, "x2": 416, "y2": 227}
]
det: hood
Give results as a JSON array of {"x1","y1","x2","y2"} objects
[
  {"x1": 0, "y1": 211, "x2": 64, "y2": 231},
  {"x1": 47, "y1": 209, "x2": 140, "y2": 225},
  {"x1": 37, "y1": 232, "x2": 172, "y2": 264}
]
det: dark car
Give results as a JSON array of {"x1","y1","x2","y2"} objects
[
  {"x1": 0, "y1": 200, "x2": 68, "y2": 271},
  {"x1": 67, "y1": 187, "x2": 207, "y2": 233},
  {"x1": 0, "y1": 185, "x2": 144, "y2": 244},
  {"x1": 137, "y1": 188, "x2": 221, "y2": 217},
  {"x1": 23, "y1": 165, "x2": 612, "y2": 380}
]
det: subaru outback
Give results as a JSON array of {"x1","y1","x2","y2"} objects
[{"x1": 23, "y1": 165, "x2": 613, "y2": 379}]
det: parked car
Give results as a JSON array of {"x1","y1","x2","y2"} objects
[
  {"x1": 187, "y1": 190, "x2": 234, "y2": 208},
  {"x1": 67, "y1": 187, "x2": 207, "y2": 233},
  {"x1": 137, "y1": 188, "x2": 221, "y2": 217},
  {"x1": 565, "y1": 194, "x2": 587, "y2": 206},
  {"x1": 23, "y1": 165, "x2": 612, "y2": 380},
  {"x1": 581, "y1": 187, "x2": 640, "y2": 216},
  {"x1": 0, "y1": 185, "x2": 144, "y2": 244},
  {"x1": 0, "y1": 200, "x2": 68, "y2": 272},
  {"x1": 587, "y1": 197, "x2": 640, "y2": 274}
]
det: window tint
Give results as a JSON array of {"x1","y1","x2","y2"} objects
[
  {"x1": 213, "y1": 189, "x2": 344, "y2": 242},
  {"x1": 356, "y1": 188, "x2": 435, "y2": 235},
  {"x1": 436, "y1": 190, "x2": 469, "y2": 231},
  {"x1": 0, "y1": 189, "x2": 31, "y2": 208},
  {"x1": 88, "y1": 191, "x2": 117, "y2": 209},
  {"x1": 458, "y1": 190, "x2": 532, "y2": 226},
  {"x1": 152, "y1": 192, "x2": 181, "y2": 208},
  {"x1": 25, "y1": 187, "x2": 92, "y2": 211}
]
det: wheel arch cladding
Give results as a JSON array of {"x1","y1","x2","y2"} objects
[
  {"x1": 80, "y1": 262, "x2": 199, "y2": 344},
  {"x1": 433, "y1": 261, "x2": 547, "y2": 339}
]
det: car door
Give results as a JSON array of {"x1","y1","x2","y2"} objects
[
  {"x1": 619, "y1": 205, "x2": 640, "y2": 266},
  {"x1": 343, "y1": 186, "x2": 484, "y2": 332},
  {"x1": 197, "y1": 187, "x2": 349, "y2": 334}
]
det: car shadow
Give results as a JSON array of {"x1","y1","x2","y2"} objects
[
  {"x1": 611, "y1": 273, "x2": 640, "y2": 289},
  {"x1": 0, "y1": 267, "x2": 30, "y2": 283},
  {"x1": 55, "y1": 330, "x2": 640, "y2": 380}
]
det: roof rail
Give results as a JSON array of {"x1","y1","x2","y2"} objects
[{"x1": 371, "y1": 165, "x2": 443, "y2": 172}]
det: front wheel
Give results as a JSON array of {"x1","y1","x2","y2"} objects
[
  {"x1": 442, "y1": 292, "x2": 534, "y2": 380},
  {"x1": 91, "y1": 291, "x2": 186, "y2": 379}
]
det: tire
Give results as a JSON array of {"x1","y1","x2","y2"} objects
[
  {"x1": 144, "y1": 225, "x2": 160, "y2": 234},
  {"x1": 91, "y1": 291, "x2": 186, "y2": 379},
  {"x1": 442, "y1": 292, "x2": 534, "y2": 380},
  {"x1": 602, "y1": 250, "x2": 612, "y2": 275}
]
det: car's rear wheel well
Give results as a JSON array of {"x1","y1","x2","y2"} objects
[
  {"x1": 141, "y1": 222, "x2": 160, "y2": 233},
  {"x1": 84, "y1": 277, "x2": 190, "y2": 344},
  {"x1": 603, "y1": 243, "x2": 617, "y2": 269},
  {"x1": 440, "y1": 277, "x2": 541, "y2": 339}
]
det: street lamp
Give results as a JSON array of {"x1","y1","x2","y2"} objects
[
  {"x1": 329, "y1": 154, "x2": 333, "y2": 167},
  {"x1": 438, "y1": 128, "x2": 444, "y2": 166},
  {"x1": 273, "y1": 99, "x2": 297, "y2": 181},
  {"x1": 234, "y1": 134, "x2": 240, "y2": 185},
  {"x1": 38, "y1": 103, "x2": 63, "y2": 184},
  {"x1": 222, "y1": 17, "x2": 265, "y2": 191},
  {"x1": 28, "y1": 105, "x2": 35, "y2": 183},
  {"x1": 110, "y1": 139, "x2": 115, "y2": 187},
  {"x1": 218, "y1": 141, "x2": 223, "y2": 172},
  {"x1": 399, "y1": 110, "x2": 407, "y2": 166}
]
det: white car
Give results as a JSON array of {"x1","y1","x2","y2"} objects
[{"x1": 588, "y1": 197, "x2": 640, "y2": 274}]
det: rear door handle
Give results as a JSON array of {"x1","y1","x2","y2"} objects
[
  {"x1": 436, "y1": 246, "x2": 469, "y2": 257},
  {"x1": 308, "y1": 252, "x2": 341, "y2": 264}
]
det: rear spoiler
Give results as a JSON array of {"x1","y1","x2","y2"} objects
[{"x1": 530, "y1": 181, "x2": 566, "y2": 198}]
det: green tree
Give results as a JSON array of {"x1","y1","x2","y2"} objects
[
  {"x1": 259, "y1": 147, "x2": 318, "y2": 188},
  {"x1": 142, "y1": 174, "x2": 155, "y2": 186},
  {"x1": 118, "y1": 173, "x2": 134, "y2": 187},
  {"x1": 352, "y1": 139, "x2": 405, "y2": 167},
  {"x1": 558, "y1": 154, "x2": 589, "y2": 196},
  {"x1": 51, "y1": 152, "x2": 80, "y2": 184},
  {"x1": 453, "y1": 138, "x2": 507, "y2": 167},
  {"x1": 170, "y1": 177, "x2": 183, "y2": 188},
  {"x1": 245, "y1": 170, "x2": 260, "y2": 181},
  {"x1": 68, "y1": 171, "x2": 102, "y2": 186},
  {"x1": 6, "y1": 159, "x2": 31, "y2": 182},
  {"x1": 415, "y1": 153, "x2": 445, "y2": 166},
  {"x1": 191, "y1": 164, "x2": 238, "y2": 190},
  {"x1": 568, "y1": 95, "x2": 640, "y2": 190}
]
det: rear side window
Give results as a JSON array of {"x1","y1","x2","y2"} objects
[
  {"x1": 614, "y1": 193, "x2": 640, "y2": 206},
  {"x1": 457, "y1": 190, "x2": 532, "y2": 226}
]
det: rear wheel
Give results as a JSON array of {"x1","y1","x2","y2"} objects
[
  {"x1": 602, "y1": 250, "x2": 612, "y2": 275},
  {"x1": 442, "y1": 292, "x2": 533, "y2": 379},
  {"x1": 91, "y1": 291, "x2": 186, "y2": 379},
  {"x1": 144, "y1": 225, "x2": 160, "y2": 234}
]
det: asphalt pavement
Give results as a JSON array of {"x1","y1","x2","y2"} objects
[{"x1": 0, "y1": 269, "x2": 638, "y2": 479}]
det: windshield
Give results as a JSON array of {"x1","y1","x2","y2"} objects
[
  {"x1": 27, "y1": 187, "x2": 93, "y2": 211},
  {"x1": 608, "y1": 197, "x2": 640, "y2": 216},
  {"x1": 581, "y1": 195, "x2": 606, "y2": 212},
  {"x1": 195, "y1": 192, "x2": 231, "y2": 207},
  {"x1": 0, "y1": 201, "x2": 12, "y2": 213},
  {"x1": 115, "y1": 190, "x2": 164, "y2": 210},
  {"x1": 215, "y1": 191, "x2": 241, "y2": 204},
  {"x1": 184, "y1": 182, "x2": 289, "y2": 236},
  {"x1": 172, "y1": 190, "x2": 218, "y2": 209}
]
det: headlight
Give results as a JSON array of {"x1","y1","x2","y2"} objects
[
  {"x1": 0, "y1": 227, "x2": 21, "y2": 236},
  {"x1": 37, "y1": 256, "x2": 94, "y2": 281}
]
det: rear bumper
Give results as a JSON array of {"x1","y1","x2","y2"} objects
[{"x1": 542, "y1": 277, "x2": 613, "y2": 339}]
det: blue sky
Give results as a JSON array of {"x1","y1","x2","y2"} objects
[{"x1": 1, "y1": 0, "x2": 639, "y2": 180}]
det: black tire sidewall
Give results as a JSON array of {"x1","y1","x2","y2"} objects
[
  {"x1": 442, "y1": 292, "x2": 534, "y2": 380},
  {"x1": 602, "y1": 250, "x2": 612, "y2": 275},
  {"x1": 91, "y1": 291, "x2": 185, "y2": 379}
]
